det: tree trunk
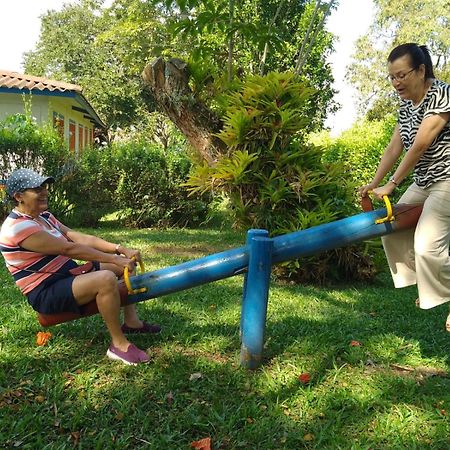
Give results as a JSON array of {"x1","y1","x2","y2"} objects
[{"x1": 141, "y1": 57, "x2": 226, "y2": 164}]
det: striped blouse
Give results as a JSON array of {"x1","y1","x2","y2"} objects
[
  {"x1": 398, "y1": 79, "x2": 450, "y2": 188},
  {"x1": 0, "y1": 210, "x2": 71, "y2": 294}
]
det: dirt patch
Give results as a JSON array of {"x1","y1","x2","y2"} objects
[{"x1": 364, "y1": 361, "x2": 448, "y2": 383}]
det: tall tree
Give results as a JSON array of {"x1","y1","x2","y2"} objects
[
  {"x1": 347, "y1": 0, "x2": 450, "y2": 120},
  {"x1": 147, "y1": 0, "x2": 337, "y2": 128},
  {"x1": 24, "y1": 0, "x2": 336, "y2": 136},
  {"x1": 23, "y1": 0, "x2": 167, "y2": 129}
]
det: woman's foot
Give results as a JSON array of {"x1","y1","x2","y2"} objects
[
  {"x1": 121, "y1": 321, "x2": 161, "y2": 334},
  {"x1": 123, "y1": 306, "x2": 160, "y2": 333},
  {"x1": 106, "y1": 343, "x2": 150, "y2": 365},
  {"x1": 123, "y1": 318, "x2": 145, "y2": 328}
]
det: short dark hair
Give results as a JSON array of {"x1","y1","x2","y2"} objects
[{"x1": 387, "y1": 43, "x2": 435, "y2": 79}]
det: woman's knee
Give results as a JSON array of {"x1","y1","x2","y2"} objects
[
  {"x1": 414, "y1": 238, "x2": 445, "y2": 259},
  {"x1": 73, "y1": 270, "x2": 120, "y2": 306},
  {"x1": 95, "y1": 270, "x2": 119, "y2": 293}
]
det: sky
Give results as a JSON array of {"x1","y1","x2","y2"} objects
[
  {"x1": 325, "y1": 0, "x2": 375, "y2": 135},
  {"x1": 0, "y1": 0, "x2": 374, "y2": 136}
]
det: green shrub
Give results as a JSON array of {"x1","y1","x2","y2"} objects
[
  {"x1": 319, "y1": 117, "x2": 396, "y2": 182},
  {"x1": 0, "y1": 115, "x2": 208, "y2": 229},
  {"x1": 164, "y1": 150, "x2": 211, "y2": 227},
  {"x1": 186, "y1": 72, "x2": 376, "y2": 283},
  {"x1": 56, "y1": 141, "x2": 210, "y2": 228},
  {"x1": 316, "y1": 116, "x2": 412, "y2": 204},
  {"x1": 113, "y1": 142, "x2": 170, "y2": 227},
  {"x1": 0, "y1": 114, "x2": 69, "y2": 219},
  {"x1": 53, "y1": 146, "x2": 116, "y2": 227}
]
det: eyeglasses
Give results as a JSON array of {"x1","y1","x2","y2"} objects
[
  {"x1": 23, "y1": 183, "x2": 50, "y2": 194},
  {"x1": 387, "y1": 68, "x2": 416, "y2": 83}
]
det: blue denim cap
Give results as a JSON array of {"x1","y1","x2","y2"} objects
[{"x1": 6, "y1": 168, "x2": 54, "y2": 197}]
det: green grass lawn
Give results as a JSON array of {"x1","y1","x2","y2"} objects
[{"x1": 1, "y1": 227, "x2": 449, "y2": 449}]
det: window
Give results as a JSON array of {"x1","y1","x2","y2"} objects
[
  {"x1": 52, "y1": 112, "x2": 64, "y2": 138},
  {"x1": 78, "y1": 125, "x2": 84, "y2": 152}
]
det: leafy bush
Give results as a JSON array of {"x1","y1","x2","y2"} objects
[
  {"x1": 54, "y1": 146, "x2": 116, "y2": 227},
  {"x1": 316, "y1": 115, "x2": 412, "y2": 204},
  {"x1": 0, "y1": 114, "x2": 70, "y2": 219},
  {"x1": 0, "y1": 115, "x2": 209, "y2": 229},
  {"x1": 164, "y1": 150, "x2": 210, "y2": 227},
  {"x1": 320, "y1": 117, "x2": 395, "y2": 182},
  {"x1": 186, "y1": 72, "x2": 376, "y2": 283},
  {"x1": 63, "y1": 141, "x2": 210, "y2": 228}
]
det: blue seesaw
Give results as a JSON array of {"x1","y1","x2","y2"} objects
[{"x1": 38, "y1": 196, "x2": 422, "y2": 369}]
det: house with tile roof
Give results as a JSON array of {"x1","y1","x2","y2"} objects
[{"x1": 0, "y1": 70, "x2": 105, "y2": 156}]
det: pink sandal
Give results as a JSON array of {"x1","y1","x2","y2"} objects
[{"x1": 106, "y1": 344, "x2": 150, "y2": 365}]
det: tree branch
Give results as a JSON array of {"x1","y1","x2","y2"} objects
[
  {"x1": 259, "y1": 0, "x2": 287, "y2": 75},
  {"x1": 295, "y1": 0, "x2": 335, "y2": 75},
  {"x1": 141, "y1": 57, "x2": 227, "y2": 164}
]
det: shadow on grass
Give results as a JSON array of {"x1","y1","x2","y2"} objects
[{"x1": 1, "y1": 241, "x2": 450, "y2": 447}]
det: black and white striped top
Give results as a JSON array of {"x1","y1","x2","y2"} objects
[{"x1": 398, "y1": 79, "x2": 450, "y2": 188}]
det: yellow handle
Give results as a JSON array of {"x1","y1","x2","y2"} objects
[
  {"x1": 375, "y1": 195, "x2": 395, "y2": 224},
  {"x1": 124, "y1": 258, "x2": 147, "y2": 295}
]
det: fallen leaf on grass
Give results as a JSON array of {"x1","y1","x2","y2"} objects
[
  {"x1": 189, "y1": 372, "x2": 203, "y2": 381},
  {"x1": 34, "y1": 395, "x2": 45, "y2": 403},
  {"x1": 191, "y1": 437, "x2": 211, "y2": 450},
  {"x1": 298, "y1": 373, "x2": 311, "y2": 384},
  {"x1": 36, "y1": 331, "x2": 52, "y2": 346},
  {"x1": 303, "y1": 433, "x2": 315, "y2": 442},
  {"x1": 70, "y1": 431, "x2": 81, "y2": 446},
  {"x1": 350, "y1": 340, "x2": 361, "y2": 347}
]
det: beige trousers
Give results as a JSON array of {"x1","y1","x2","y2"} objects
[{"x1": 382, "y1": 180, "x2": 450, "y2": 309}]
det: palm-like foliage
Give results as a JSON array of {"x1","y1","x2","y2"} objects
[{"x1": 186, "y1": 72, "x2": 376, "y2": 283}]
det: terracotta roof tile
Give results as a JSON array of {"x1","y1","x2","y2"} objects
[{"x1": 0, "y1": 70, "x2": 82, "y2": 93}]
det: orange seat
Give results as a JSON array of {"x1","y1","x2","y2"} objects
[{"x1": 37, "y1": 281, "x2": 129, "y2": 327}]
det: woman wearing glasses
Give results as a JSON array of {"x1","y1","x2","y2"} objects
[
  {"x1": 0, "y1": 168, "x2": 160, "y2": 365},
  {"x1": 359, "y1": 43, "x2": 450, "y2": 331}
]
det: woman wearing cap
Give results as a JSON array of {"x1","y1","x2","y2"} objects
[
  {"x1": 359, "y1": 43, "x2": 450, "y2": 331},
  {"x1": 0, "y1": 168, "x2": 160, "y2": 365}
]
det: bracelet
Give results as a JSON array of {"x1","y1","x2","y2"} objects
[
  {"x1": 115, "y1": 244, "x2": 121, "y2": 255},
  {"x1": 389, "y1": 176, "x2": 399, "y2": 186}
]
